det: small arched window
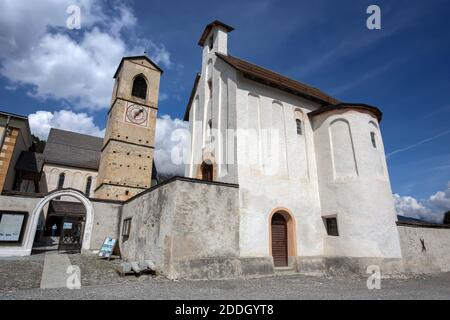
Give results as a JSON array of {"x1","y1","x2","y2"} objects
[
  {"x1": 296, "y1": 119, "x2": 302, "y2": 135},
  {"x1": 132, "y1": 75, "x2": 147, "y2": 100},
  {"x1": 57, "y1": 173, "x2": 65, "y2": 189},
  {"x1": 85, "y1": 176, "x2": 93, "y2": 196}
]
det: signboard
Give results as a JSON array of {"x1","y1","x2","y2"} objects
[
  {"x1": 0, "y1": 212, "x2": 26, "y2": 242},
  {"x1": 98, "y1": 237, "x2": 117, "y2": 259},
  {"x1": 63, "y1": 222, "x2": 73, "y2": 230}
]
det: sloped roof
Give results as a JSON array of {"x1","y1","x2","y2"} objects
[
  {"x1": 307, "y1": 103, "x2": 382, "y2": 122},
  {"x1": 198, "y1": 20, "x2": 234, "y2": 46},
  {"x1": 15, "y1": 151, "x2": 44, "y2": 173},
  {"x1": 113, "y1": 55, "x2": 163, "y2": 78},
  {"x1": 216, "y1": 53, "x2": 340, "y2": 105},
  {"x1": 43, "y1": 128, "x2": 103, "y2": 170},
  {"x1": 183, "y1": 73, "x2": 201, "y2": 121}
]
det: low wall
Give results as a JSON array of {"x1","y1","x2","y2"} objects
[
  {"x1": 0, "y1": 193, "x2": 121, "y2": 256},
  {"x1": 89, "y1": 200, "x2": 122, "y2": 251},
  {"x1": 397, "y1": 222, "x2": 450, "y2": 274},
  {"x1": 0, "y1": 195, "x2": 41, "y2": 256},
  {"x1": 119, "y1": 177, "x2": 241, "y2": 279}
]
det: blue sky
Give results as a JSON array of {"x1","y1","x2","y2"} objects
[{"x1": 0, "y1": 0, "x2": 449, "y2": 219}]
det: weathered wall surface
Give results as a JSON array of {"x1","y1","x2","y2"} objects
[
  {"x1": 90, "y1": 200, "x2": 122, "y2": 250},
  {"x1": 312, "y1": 110, "x2": 402, "y2": 259},
  {"x1": 235, "y1": 76, "x2": 326, "y2": 260},
  {"x1": 43, "y1": 163, "x2": 98, "y2": 198},
  {"x1": 398, "y1": 224, "x2": 450, "y2": 273},
  {"x1": 119, "y1": 178, "x2": 240, "y2": 278},
  {"x1": 0, "y1": 195, "x2": 41, "y2": 256},
  {"x1": 0, "y1": 194, "x2": 121, "y2": 256}
]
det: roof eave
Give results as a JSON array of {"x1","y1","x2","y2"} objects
[
  {"x1": 307, "y1": 103, "x2": 383, "y2": 122},
  {"x1": 198, "y1": 20, "x2": 234, "y2": 46},
  {"x1": 113, "y1": 55, "x2": 164, "y2": 79},
  {"x1": 183, "y1": 73, "x2": 201, "y2": 121}
]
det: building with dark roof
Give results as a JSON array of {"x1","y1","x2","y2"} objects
[{"x1": 183, "y1": 20, "x2": 403, "y2": 267}]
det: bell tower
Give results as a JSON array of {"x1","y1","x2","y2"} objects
[{"x1": 94, "y1": 56, "x2": 163, "y2": 201}]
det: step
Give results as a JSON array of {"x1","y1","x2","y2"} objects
[{"x1": 274, "y1": 267, "x2": 297, "y2": 275}]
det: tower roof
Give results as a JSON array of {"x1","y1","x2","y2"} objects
[
  {"x1": 113, "y1": 55, "x2": 164, "y2": 78},
  {"x1": 198, "y1": 20, "x2": 234, "y2": 46}
]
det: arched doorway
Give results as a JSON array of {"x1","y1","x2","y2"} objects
[
  {"x1": 200, "y1": 162, "x2": 214, "y2": 181},
  {"x1": 271, "y1": 213, "x2": 288, "y2": 267},
  {"x1": 24, "y1": 189, "x2": 94, "y2": 255},
  {"x1": 269, "y1": 209, "x2": 297, "y2": 268}
]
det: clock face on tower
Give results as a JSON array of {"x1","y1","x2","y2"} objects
[{"x1": 125, "y1": 103, "x2": 148, "y2": 126}]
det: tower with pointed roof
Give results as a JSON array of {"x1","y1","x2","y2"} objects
[{"x1": 94, "y1": 56, "x2": 162, "y2": 201}]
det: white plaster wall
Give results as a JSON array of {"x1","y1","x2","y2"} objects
[
  {"x1": 235, "y1": 75, "x2": 325, "y2": 258},
  {"x1": 185, "y1": 27, "x2": 238, "y2": 184},
  {"x1": 398, "y1": 225, "x2": 450, "y2": 273},
  {"x1": 43, "y1": 164, "x2": 97, "y2": 199},
  {"x1": 312, "y1": 110, "x2": 402, "y2": 258}
]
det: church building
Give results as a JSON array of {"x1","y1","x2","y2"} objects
[{"x1": 1, "y1": 21, "x2": 447, "y2": 278}]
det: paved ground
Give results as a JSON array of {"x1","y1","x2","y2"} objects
[
  {"x1": 1, "y1": 253, "x2": 450, "y2": 299},
  {"x1": 1, "y1": 272, "x2": 450, "y2": 300}
]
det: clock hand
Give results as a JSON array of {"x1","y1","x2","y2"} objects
[{"x1": 134, "y1": 108, "x2": 144, "y2": 119}]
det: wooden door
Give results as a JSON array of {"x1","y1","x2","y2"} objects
[
  {"x1": 201, "y1": 163, "x2": 213, "y2": 181},
  {"x1": 271, "y1": 213, "x2": 288, "y2": 267}
]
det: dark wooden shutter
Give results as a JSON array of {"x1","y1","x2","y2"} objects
[{"x1": 272, "y1": 213, "x2": 288, "y2": 267}]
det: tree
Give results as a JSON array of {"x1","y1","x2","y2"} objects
[
  {"x1": 31, "y1": 135, "x2": 46, "y2": 153},
  {"x1": 444, "y1": 211, "x2": 450, "y2": 225}
]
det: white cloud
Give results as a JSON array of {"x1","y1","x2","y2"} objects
[
  {"x1": 29, "y1": 110, "x2": 189, "y2": 177},
  {"x1": 393, "y1": 194, "x2": 434, "y2": 220},
  {"x1": 29, "y1": 109, "x2": 104, "y2": 139},
  {"x1": 429, "y1": 182, "x2": 450, "y2": 213},
  {"x1": 394, "y1": 182, "x2": 450, "y2": 223},
  {"x1": 154, "y1": 115, "x2": 189, "y2": 177},
  {"x1": 0, "y1": 0, "x2": 171, "y2": 111}
]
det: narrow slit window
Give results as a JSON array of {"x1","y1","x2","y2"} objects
[
  {"x1": 296, "y1": 119, "x2": 302, "y2": 135},
  {"x1": 370, "y1": 132, "x2": 377, "y2": 148},
  {"x1": 122, "y1": 218, "x2": 132, "y2": 237},
  {"x1": 85, "y1": 176, "x2": 92, "y2": 196},
  {"x1": 208, "y1": 35, "x2": 214, "y2": 51},
  {"x1": 57, "y1": 173, "x2": 65, "y2": 190}
]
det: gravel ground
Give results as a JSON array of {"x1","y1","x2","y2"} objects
[{"x1": 1, "y1": 272, "x2": 450, "y2": 300}]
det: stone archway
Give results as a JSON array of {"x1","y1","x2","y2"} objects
[{"x1": 24, "y1": 189, "x2": 94, "y2": 255}]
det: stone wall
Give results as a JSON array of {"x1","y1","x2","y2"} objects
[
  {"x1": 119, "y1": 177, "x2": 241, "y2": 279},
  {"x1": 398, "y1": 223, "x2": 450, "y2": 274},
  {"x1": 0, "y1": 193, "x2": 121, "y2": 256}
]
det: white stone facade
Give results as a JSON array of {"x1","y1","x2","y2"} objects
[
  {"x1": 42, "y1": 163, "x2": 97, "y2": 198},
  {"x1": 185, "y1": 23, "x2": 402, "y2": 265}
]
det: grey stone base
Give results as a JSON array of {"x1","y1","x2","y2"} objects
[
  {"x1": 172, "y1": 256, "x2": 274, "y2": 280},
  {"x1": 147, "y1": 255, "x2": 408, "y2": 280},
  {"x1": 296, "y1": 256, "x2": 405, "y2": 276}
]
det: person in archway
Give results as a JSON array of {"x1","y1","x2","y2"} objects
[{"x1": 51, "y1": 224, "x2": 57, "y2": 237}]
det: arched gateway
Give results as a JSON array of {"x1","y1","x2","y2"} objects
[{"x1": 24, "y1": 189, "x2": 94, "y2": 254}]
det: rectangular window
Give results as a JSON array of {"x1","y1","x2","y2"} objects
[
  {"x1": 325, "y1": 217, "x2": 339, "y2": 236},
  {"x1": 122, "y1": 218, "x2": 132, "y2": 237},
  {"x1": 0, "y1": 211, "x2": 28, "y2": 244}
]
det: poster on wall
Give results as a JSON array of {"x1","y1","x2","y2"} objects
[
  {"x1": 98, "y1": 237, "x2": 117, "y2": 260},
  {"x1": 0, "y1": 213, "x2": 25, "y2": 242}
]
